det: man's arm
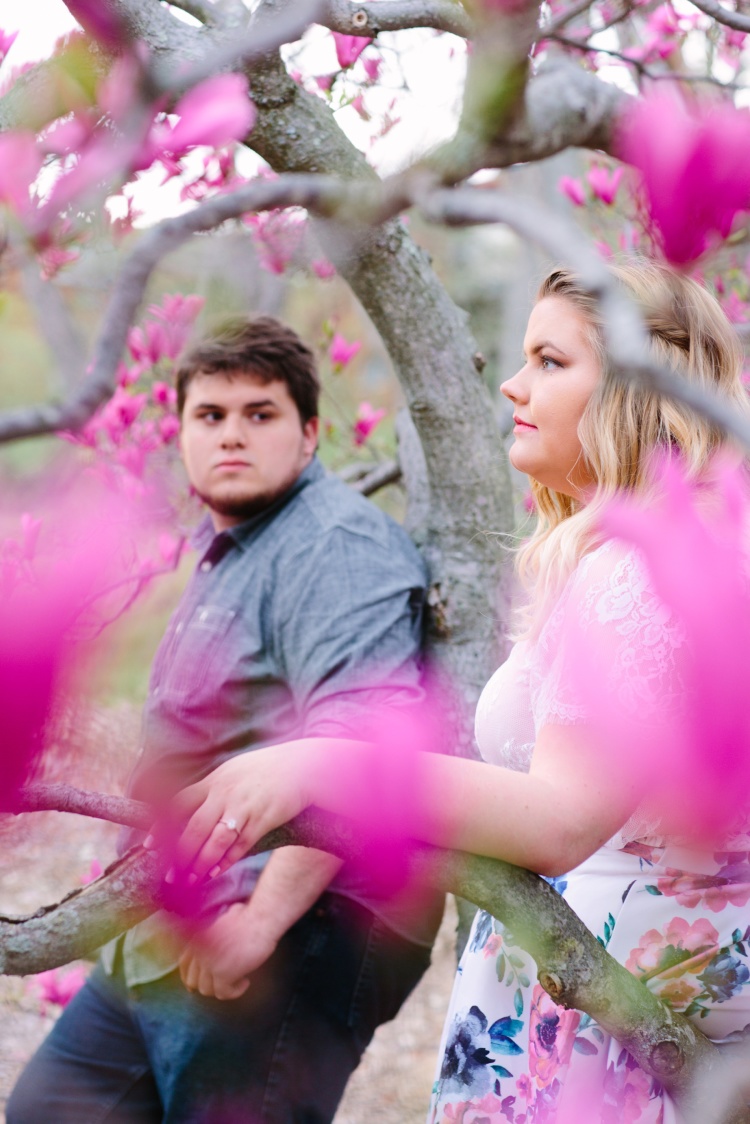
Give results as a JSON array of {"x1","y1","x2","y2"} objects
[{"x1": 179, "y1": 846, "x2": 343, "y2": 1000}]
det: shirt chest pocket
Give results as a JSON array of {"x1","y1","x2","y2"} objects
[{"x1": 152, "y1": 604, "x2": 237, "y2": 707}]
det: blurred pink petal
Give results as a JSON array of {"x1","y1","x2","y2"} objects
[
  {"x1": 329, "y1": 333, "x2": 362, "y2": 369},
  {"x1": 0, "y1": 28, "x2": 18, "y2": 64},
  {"x1": 617, "y1": 90, "x2": 750, "y2": 264},
  {"x1": 558, "y1": 175, "x2": 585, "y2": 206},
  {"x1": 311, "y1": 258, "x2": 336, "y2": 280},
  {"x1": 332, "y1": 32, "x2": 373, "y2": 69},
  {"x1": 159, "y1": 74, "x2": 255, "y2": 160},
  {"x1": 0, "y1": 132, "x2": 42, "y2": 218},
  {"x1": 29, "y1": 965, "x2": 88, "y2": 1013},
  {"x1": 586, "y1": 165, "x2": 623, "y2": 205},
  {"x1": 362, "y1": 55, "x2": 382, "y2": 81},
  {"x1": 353, "y1": 401, "x2": 386, "y2": 446},
  {"x1": 80, "y1": 859, "x2": 103, "y2": 885}
]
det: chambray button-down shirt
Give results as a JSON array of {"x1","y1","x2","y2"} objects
[{"x1": 105, "y1": 457, "x2": 442, "y2": 985}]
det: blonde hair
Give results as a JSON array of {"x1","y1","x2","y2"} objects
[{"x1": 516, "y1": 258, "x2": 750, "y2": 631}]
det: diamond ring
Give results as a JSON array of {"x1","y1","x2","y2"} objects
[{"x1": 219, "y1": 817, "x2": 239, "y2": 833}]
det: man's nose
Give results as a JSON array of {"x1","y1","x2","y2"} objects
[{"x1": 220, "y1": 414, "x2": 246, "y2": 445}]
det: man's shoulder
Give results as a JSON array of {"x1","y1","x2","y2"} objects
[{"x1": 280, "y1": 470, "x2": 425, "y2": 575}]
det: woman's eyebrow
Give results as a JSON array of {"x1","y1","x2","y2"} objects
[{"x1": 526, "y1": 339, "x2": 571, "y2": 359}]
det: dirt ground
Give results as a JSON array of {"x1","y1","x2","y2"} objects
[{"x1": 0, "y1": 705, "x2": 457, "y2": 1123}]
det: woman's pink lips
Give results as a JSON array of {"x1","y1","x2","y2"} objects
[{"x1": 513, "y1": 416, "x2": 537, "y2": 432}]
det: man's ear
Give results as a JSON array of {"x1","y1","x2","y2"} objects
[{"x1": 303, "y1": 416, "x2": 319, "y2": 455}]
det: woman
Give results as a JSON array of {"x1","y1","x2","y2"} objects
[{"x1": 172, "y1": 260, "x2": 750, "y2": 1122}]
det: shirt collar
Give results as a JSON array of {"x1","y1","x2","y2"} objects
[{"x1": 190, "y1": 456, "x2": 325, "y2": 558}]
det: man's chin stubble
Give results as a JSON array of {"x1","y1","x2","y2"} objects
[{"x1": 195, "y1": 488, "x2": 278, "y2": 521}]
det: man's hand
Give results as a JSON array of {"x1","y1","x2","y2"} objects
[{"x1": 179, "y1": 900, "x2": 277, "y2": 1001}]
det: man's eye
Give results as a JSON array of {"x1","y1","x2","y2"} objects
[{"x1": 251, "y1": 412, "x2": 272, "y2": 422}]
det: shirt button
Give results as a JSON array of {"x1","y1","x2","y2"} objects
[{"x1": 200, "y1": 561, "x2": 212, "y2": 572}]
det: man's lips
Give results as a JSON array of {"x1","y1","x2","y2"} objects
[{"x1": 214, "y1": 460, "x2": 252, "y2": 469}]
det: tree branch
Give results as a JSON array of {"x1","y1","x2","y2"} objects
[
  {"x1": 161, "y1": 0, "x2": 222, "y2": 25},
  {"x1": 351, "y1": 458, "x2": 402, "y2": 494},
  {"x1": 12, "y1": 783, "x2": 151, "y2": 830},
  {"x1": 686, "y1": 0, "x2": 750, "y2": 32},
  {"x1": 320, "y1": 0, "x2": 473, "y2": 37},
  {"x1": 3, "y1": 787, "x2": 749, "y2": 1121}
]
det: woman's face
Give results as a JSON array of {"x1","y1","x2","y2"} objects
[{"x1": 501, "y1": 295, "x2": 602, "y2": 497}]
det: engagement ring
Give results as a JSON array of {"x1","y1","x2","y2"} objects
[{"x1": 219, "y1": 817, "x2": 239, "y2": 833}]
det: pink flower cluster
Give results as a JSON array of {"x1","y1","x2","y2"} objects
[{"x1": 65, "y1": 293, "x2": 203, "y2": 479}]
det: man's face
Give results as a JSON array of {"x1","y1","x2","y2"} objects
[{"x1": 179, "y1": 370, "x2": 318, "y2": 530}]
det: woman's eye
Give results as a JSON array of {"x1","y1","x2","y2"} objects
[{"x1": 540, "y1": 355, "x2": 561, "y2": 371}]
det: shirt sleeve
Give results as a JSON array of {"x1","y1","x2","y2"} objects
[
  {"x1": 273, "y1": 524, "x2": 427, "y2": 738},
  {"x1": 530, "y1": 541, "x2": 686, "y2": 737}
]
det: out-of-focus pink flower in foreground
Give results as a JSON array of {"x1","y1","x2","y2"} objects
[
  {"x1": 353, "y1": 401, "x2": 386, "y2": 446},
  {"x1": 80, "y1": 859, "x2": 103, "y2": 885},
  {"x1": 329, "y1": 333, "x2": 361, "y2": 370},
  {"x1": 617, "y1": 90, "x2": 750, "y2": 265},
  {"x1": 331, "y1": 32, "x2": 373, "y2": 69},
  {"x1": 567, "y1": 459, "x2": 750, "y2": 841},
  {"x1": 558, "y1": 175, "x2": 585, "y2": 206},
  {"x1": 0, "y1": 132, "x2": 42, "y2": 219},
  {"x1": 28, "y1": 965, "x2": 88, "y2": 1014}
]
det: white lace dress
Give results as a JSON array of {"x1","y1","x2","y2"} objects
[{"x1": 428, "y1": 541, "x2": 750, "y2": 1124}]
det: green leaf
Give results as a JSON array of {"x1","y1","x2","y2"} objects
[
  {"x1": 645, "y1": 885, "x2": 662, "y2": 895},
  {"x1": 491, "y1": 1065, "x2": 513, "y2": 1079},
  {"x1": 496, "y1": 954, "x2": 506, "y2": 982}
]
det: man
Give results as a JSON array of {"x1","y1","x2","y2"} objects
[{"x1": 9, "y1": 317, "x2": 443, "y2": 1123}]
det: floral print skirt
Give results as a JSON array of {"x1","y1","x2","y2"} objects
[{"x1": 428, "y1": 840, "x2": 750, "y2": 1124}]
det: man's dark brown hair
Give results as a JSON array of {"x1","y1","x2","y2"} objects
[{"x1": 175, "y1": 316, "x2": 320, "y2": 422}]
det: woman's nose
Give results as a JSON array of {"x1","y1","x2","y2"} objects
[{"x1": 500, "y1": 367, "x2": 528, "y2": 404}]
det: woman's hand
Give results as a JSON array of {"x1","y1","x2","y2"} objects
[{"x1": 168, "y1": 741, "x2": 315, "y2": 883}]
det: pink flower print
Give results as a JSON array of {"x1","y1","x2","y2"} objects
[
  {"x1": 528, "y1": 985, "x2": 580, "y2": 1088},
  {"x1": 602, "y1": 1056, "x2": 653, "y2": 1124},
  {"x1": 558, "y1": 175, "x2": 585, "y2": 206},
  {"x1": 483, "y1": 932, "x2": 505, "y2": 958},
  {"x1": 353, "y1": 402, "x2": 386, "y2": 447},
  {"x1": 656, "y1": 866, "x2": 750, "y2": 912},
  {"x1": 625, "y1": 916, "x2": 719, "y2": 977}
]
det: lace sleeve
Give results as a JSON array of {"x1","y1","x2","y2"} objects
[{"x1": 529, "y1": 540, "x2": 686, "y2": 737}]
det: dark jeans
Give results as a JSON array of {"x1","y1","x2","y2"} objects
[{"x1": 7, "y1": 893, "x2": 432, "y2": 1124}]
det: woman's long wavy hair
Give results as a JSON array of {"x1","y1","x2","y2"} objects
[{"x1": 516, "y1": 258, "x2": 750, "y2": 632}]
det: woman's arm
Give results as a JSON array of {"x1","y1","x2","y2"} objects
[{"x1": 171, "y1": 724, "x2": 641, "y2": 881}]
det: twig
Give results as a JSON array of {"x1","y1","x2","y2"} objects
[
  {"x1": 551, "y1": 33, "x2": 748, "y2": 89},
  {"x1": 321, "y1": 0, "x2": 473, "y2": 38},
  {"x1": 687, "y1": 0, "x2": 750, "y2": 32},
  {"x1": 542, "y1": 0, "x2": 600, "y2": 37},
  {"x1": 351, "y1": 458, "x2": 402, "y2": 494}
]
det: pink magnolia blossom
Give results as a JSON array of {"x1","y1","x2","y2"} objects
[
  {"x1": 617, "y1": 90, "x2": 750, "y2": 264},
  {"x1": 245, "y1": 210, "x2": 305, "y2": 275},
  {"x1": 159, "y1": 414, "x2": 181, "y2": 443},
  {"x1": 362, "y1": 55, "x2": 382, "y2": 82},
  {"x1": 0, "y1": 28, "x2": 18, "y2": 64},
  {"x1": 722, "y1": 290, "x2": 748, "y2": 323},
  {"x1": 63, "y1": 0, "x2": 129, "y2": 49},
  {"x1": 29, "y1": 965, "x2": 88, "y2": 1014},
  {"x1": 558, "y1": 175, "x2": 585, "y2": 206},
  {"x1": 587, "y1": 165, "x2": 623, "y2": 205},
  {"x1": 351, "y1": 93, "x2": 370, "y2": 121},
  {"x1": 152, "y1": 381, "x2": 177, "y2": 408},
  {"x1": 145, "y1": 74, "x2": 255, "y2": 164},
  {"x1": 353, "y1": 402, "x2": 386, "y2": 446},
  {"x1": 38, "y1": 244, "x2": 79, "y2": 281},
  {"x1": 314, "y1": 73, "x2": 336, "y2": 93},
  {"x1": 332, "y1": 32, "x2": 373, "y2": 69},
  {"x1": 311, "y1": 258, "x2": 336, "y2": 280},
  {"x1": 329, "y1": 333, "x2": 362, "y2": 370}
]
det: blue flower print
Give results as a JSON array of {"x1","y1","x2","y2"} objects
[
  {"x1": 439, "y1": 1005, "x2": 496, "y2": 1096},
  {"x1": 699, "y1": 952, "x2": 750, "y2": 1002}
]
